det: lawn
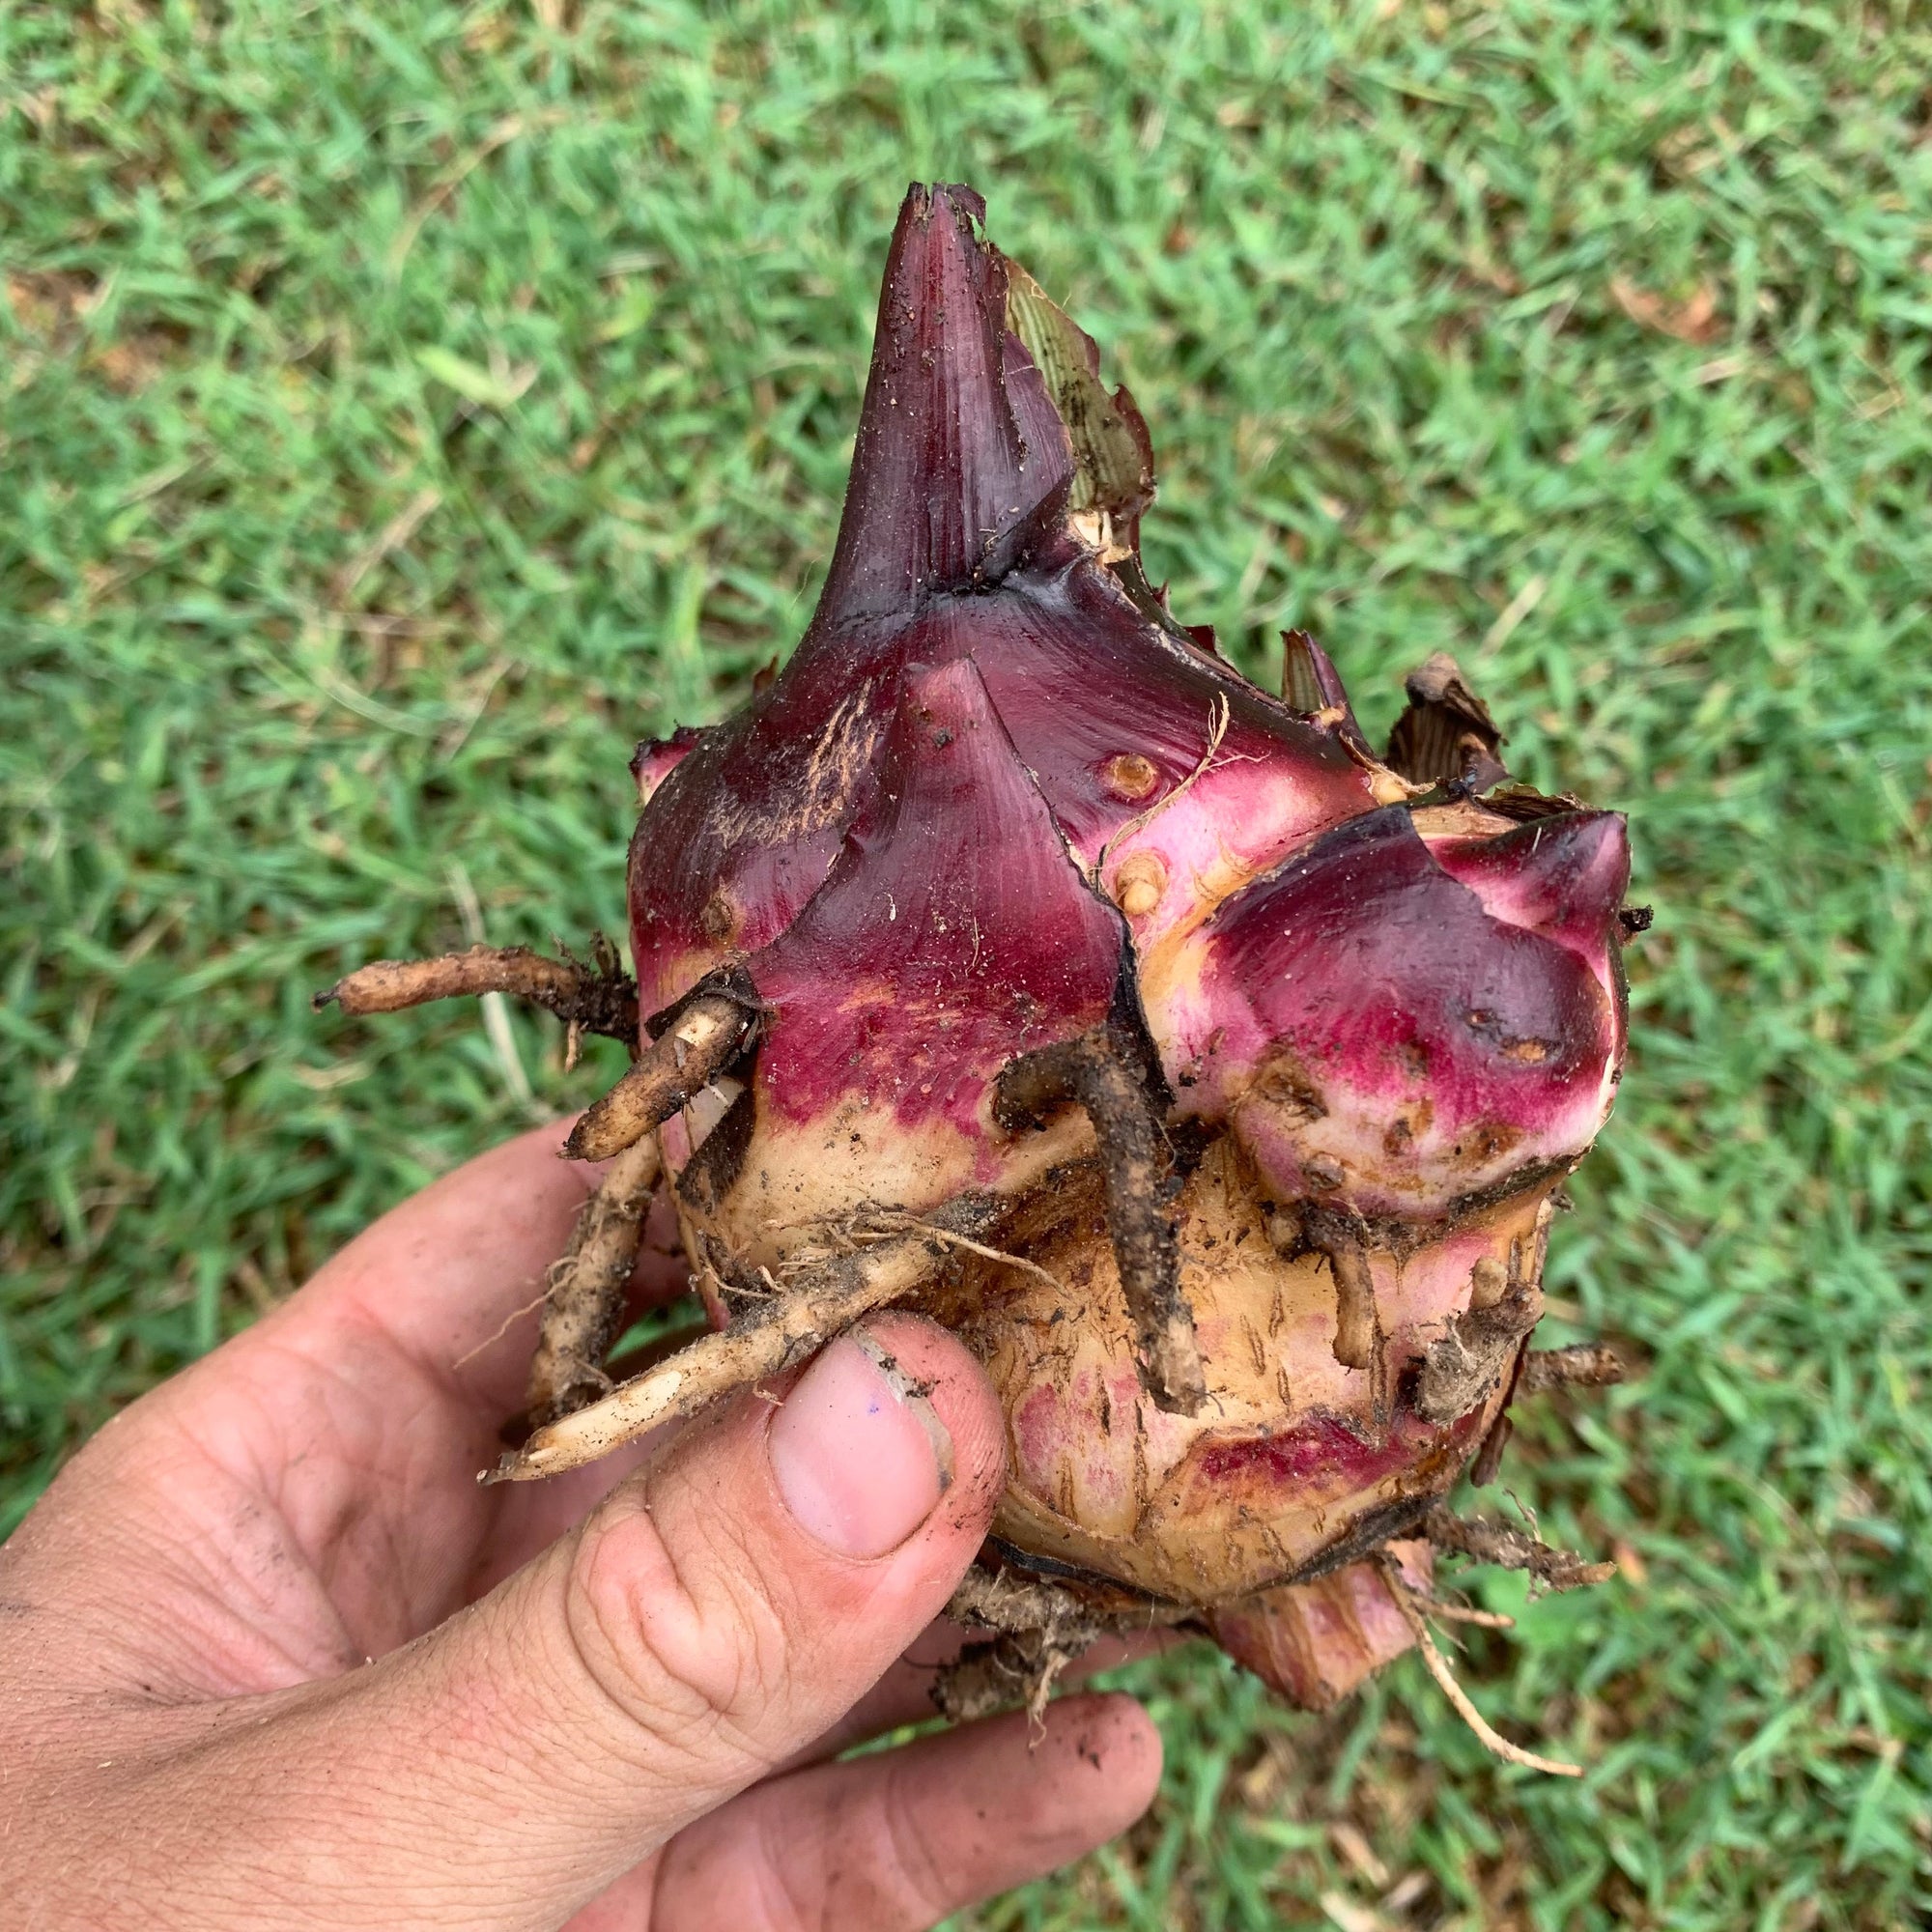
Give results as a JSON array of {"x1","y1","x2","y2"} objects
[{"x1": 3, "y1": 1, "x2": 1929, "y2": 1925}]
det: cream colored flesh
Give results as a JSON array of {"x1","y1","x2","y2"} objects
[{"x1": 929, "y1": 1137, "x2": 1548, "y2": 1608}]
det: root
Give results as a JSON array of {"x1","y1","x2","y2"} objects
[
  {"x1": 1376, "y1": 1553, "x2": 1582, "y2": 1777},
  {"x1": 1469, "y1": 1410, "x2": 1513, "y2": 1488},
  {"x1": 565, "y1": 988, "x2": 756, "y2": 1161},
  {"x1": 1416, "y1": 1279, "x2": 1541, "y2": 1423},
  {"x1": 523, "y1": 1135, "x2": 663, "y2": 1429},
  {"x1": 1520, "y1": 1343, "x2": 1627, "y2": 1393},
  {"x1": 935, "y1": 1571, "x2": 1106, "y2": 1728},
  {"x1": 1422, "y1": 1505, "x2": 1617, "y2": 1592},
  {"x1": 314, "y1": 938, "x2": 639, "y2": 1041},
  {"x1": 1325, "y1": 1237, "x2": 1380, "y2": 1374},
  {"x1": 485, "y1": 1194, "x2": 996, "y2": 1482},
  {"x1": 995, "y1": 1030, "x2": 1206, "y2": 1415},
  {"x1": 1292, "y1": 1207, "x2": 1387, "y2": 1378},
  {"x1": 1421, "y1": 1598, "x2": 1516, "y2": 1631},
  {"x1": 933, "y1": 1566, "x2": 1187, "y2": 1729}
]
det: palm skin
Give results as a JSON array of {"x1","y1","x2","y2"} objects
[{"x1": 0, "y1": 1123, "x2": 1161, "y2": 1932}]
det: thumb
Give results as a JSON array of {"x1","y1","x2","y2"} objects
[{"x1": 138, "y1": 1314, "x2": 1008, "y2": 1932}]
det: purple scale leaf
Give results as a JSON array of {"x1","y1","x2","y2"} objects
[
  {"x1": 746, "y1": 656, "x2": 1124, "y2": 1134},
  {"x1": 813, "y1": 183, "x2": 1075, "y2": 626},
  {"x1": 1164, "y1": 807, "x2": 1626, "y2": 1215}
]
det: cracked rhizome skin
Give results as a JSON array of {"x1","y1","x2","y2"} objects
[{"x1": 327, "y1": 184, "x2": 1635, "y2": 1717}]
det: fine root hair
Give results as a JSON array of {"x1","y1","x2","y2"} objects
[{"x1": 1376, "y1": 1553, "x2": 1583, "y2": 1777}]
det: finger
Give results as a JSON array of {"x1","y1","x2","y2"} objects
[
  {"x1": 464, "y1": 1421, "x2": 669, "y2": 1602},
  {"x1": 1, "y1": 1117, "x2": 647, "y2": 1685},
  {"x1": 85, "y1": 1124, "x2": 688, "y2": 1656},
  {"x1": 100, "y1": 1314, "x2": 1007, "y2": 1932},
  {"x1": 644, "y1": 1692, "x2": 1162, "y2": 1931},
  {"x1": 799, "y1": 1623, "x2": 1182, "y2": 1766},
  {"x1": 266, "y1": 1121, "x2": 649, "y2": 1421}
]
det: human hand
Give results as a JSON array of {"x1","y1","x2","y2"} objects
[{"x1": 0, "y1": 1124, "x2": 1162, "y2": 1929}]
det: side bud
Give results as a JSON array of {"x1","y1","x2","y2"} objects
[{"x1": 1154, "y1": 806, "x2": 1629, "y2": 1218}]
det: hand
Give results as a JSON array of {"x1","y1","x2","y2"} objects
[{"x1": 0, "y1": 1124, "x2": 1162, "y2": 1929}]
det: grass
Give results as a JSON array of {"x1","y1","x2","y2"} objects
[{"x1": 3, "y1": 1, "x2": 1929, "y2": 1924}]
